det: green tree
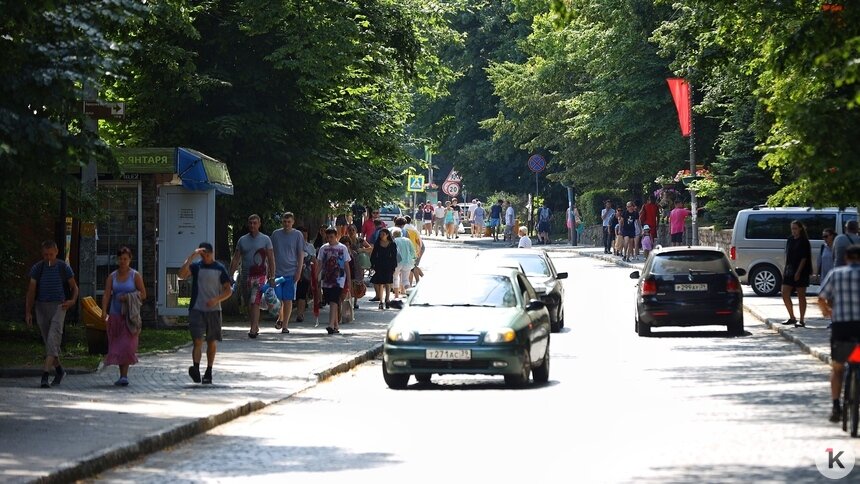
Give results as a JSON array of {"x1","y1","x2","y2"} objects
[{"x1": 0, "y1": 1, "x2": 144, "y2": 301}]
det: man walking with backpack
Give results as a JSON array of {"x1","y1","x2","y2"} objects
[
  {"x1": 25, "y1": 240, "x2": 79, "y2": 388},
  {"x1": 538, "y1": 201, "x2": 552, "y2": 245}
]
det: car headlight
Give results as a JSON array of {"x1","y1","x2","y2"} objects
[
  {"x1": 387, "y1": 328, "x2": 417, "y2": 343},
  {"x1": 484, "y1": 328, "x2": 516, "y2": 343}
]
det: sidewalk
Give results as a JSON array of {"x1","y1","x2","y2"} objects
[
  {"x1": 563, "y1": 245, "x2": 833, "y2": 365},
  {"x1": 0, "y1": 305, "x2": 394, "y2": 484}
]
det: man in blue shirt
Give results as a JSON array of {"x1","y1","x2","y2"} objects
[
  {"x1": 489, "y1": 200, "x2": 503, "y2": 241},
  {"x1": 179, "y1": 242, "x2": 232, "y2": 384},
  {"x1": 25, "y1": 240, "x2": 79, "y2": 388},
  {"x1": 819, "y1": 244, "x2": 860, "y2": 422}
]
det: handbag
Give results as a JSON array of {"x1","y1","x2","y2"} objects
[
  {"x1": 351, "y1": 280, "x2": 367, "y2": 298},
  {"x1": 356, "y1": 251, "x2": 371, "y2": 270},
  {"x1": 340, "y1": 299, "x2": 354, "y2": 323}
]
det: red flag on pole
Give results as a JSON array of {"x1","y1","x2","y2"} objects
[{"x1": 667, "y1": 78, "x2": 691, "y2": 137}]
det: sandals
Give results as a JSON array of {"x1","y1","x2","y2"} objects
[
  {"x1": 378, "y1": 302, "x2": 384, "y2": 310},
  {"x1": 248, "y1": 332, "x2": 258, "y2": 339},
  {"x1": 275, "y1": 320, "x2": 284, "y2": 330},
  {"x1": 281, "y1": 328, "x2": 290, "y2": 334},
  {"x1": 795, "y1": 320, "x2": 806, "y2": 328},
  {"x1": 325, "y1": 326, "x2": 340, "y2": 334}
]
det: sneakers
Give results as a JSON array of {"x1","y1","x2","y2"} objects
[
  {"x1": 830, "y1": 406, "x2": 842, "y2": 423},
  {"x1": 114, "y1": 376, "x2": 129, "y2": 387},
  {"x1": 188, "y1": 365, "x2": 201, "y2": 383},
  {"x1": 202, "y1": 369, "x2": 212, "y2": 385},
  {"x1": 52, "y1": 366, "x2": 65, "y2": 386},
  {"x1": 40, "y1": 373, "x2": 50, "y2": 388}
]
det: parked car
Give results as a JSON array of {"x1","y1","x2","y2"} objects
[
  {"x1": 730, "y1": 206, "x2": 858, "y2": 296},
  {"x1": 377, "y1": 204, "x2": 403, "y2": 228},
  {"x1": 630, "y1": 246, "x2": 746, "y2": 337},
  {"x1": 382, "y1": 268, "x2": 551, "y2": 388},
  {"x1": 474, "y1": 248, "x2": 568, "y2": 332}
]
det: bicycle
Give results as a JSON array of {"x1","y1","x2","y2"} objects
[{"x1": 841, "y1": 341, "x2": 860, "y2": 437}]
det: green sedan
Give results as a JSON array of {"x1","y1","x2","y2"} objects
[{"x1": 382, "y1": 268, "x2": 551, "y2": 389}]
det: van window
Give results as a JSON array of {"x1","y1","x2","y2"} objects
[
  {"x1": 842, "y1": 213, "x2": 857, "y2": 229},
  {"x1": 745, "y1": 213, "x2": 836, "y2": 241}
]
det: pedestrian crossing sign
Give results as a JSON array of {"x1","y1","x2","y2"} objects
[{"x1": 407, "y1": 174, "x2": 425, "y2": 192}]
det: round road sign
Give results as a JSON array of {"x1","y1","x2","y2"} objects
[{"x1": 528, "y1": 154, "x2": 546, "y2": 173}]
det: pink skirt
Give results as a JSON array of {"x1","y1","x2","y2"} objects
[{"x1": 105, "y1": 313, "x2": 139, "y2": 366}]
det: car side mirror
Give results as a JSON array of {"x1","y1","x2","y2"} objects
[
  {"x1": 629, "y1": 271, "x2": 640, "y2": 279},
  {"x1": 734, "y1": 268, "x2": 746, "y2": 276},
  {"x1": 526, "y1": 299, "x2": 546, "y2": 311},
  {"x1": 556, "y1": 272, "x2": 568, "y2": 280}
]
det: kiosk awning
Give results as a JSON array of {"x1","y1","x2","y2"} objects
[{"x1": 176, "y1": 148, "x2": 234, "y2": 195}]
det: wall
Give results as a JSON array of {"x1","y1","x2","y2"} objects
[{"x1": 578, "y1": 223, "x2": 733, "y2": 255}]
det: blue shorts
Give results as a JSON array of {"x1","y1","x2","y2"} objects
[
  {"x1": 274, "y1": 275, "x2": 297, "y2": 301},
  {"x1": 488, "y1": 218, "x2": 500, "y2": 228},
  {"x1": 538, "y1": 221, "x2": 550, "y2": 233}
]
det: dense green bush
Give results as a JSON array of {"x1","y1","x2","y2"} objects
[{"x1": 578, "y1": 189, "x2": 626, "y2": 225}]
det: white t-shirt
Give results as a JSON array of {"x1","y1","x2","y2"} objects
[
  {"x1": 518, "y1": 235, "x2": 532, "y2": 248},
  {"x1": 316, "y1": 243, "x2": 351, "y2": 288},
  {"x1": 505, "y1": 206, "x2": 515, "y2": 225},
  {"x1": 434, "y1": 206, "x2": 445, "y2": 219}
]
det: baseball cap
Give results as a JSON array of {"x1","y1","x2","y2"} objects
[
  {"x1": 643, "y1": 225, "x2": 651, "y2": 231},
  {"x1": 198, "y1": 242, "x2": 214, "y2": 252}
]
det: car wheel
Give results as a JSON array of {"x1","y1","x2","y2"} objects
[
  {"x1": 504, "y1": 352, "x2": 531, "y2": 387},
  {"x1": 532, "y1": 342, "x2": 550, "y2": 384},
  {"x1": 557, "y1": 306, "x2": 565, "y2": 330},
  {"x1": 750, "y1": 265, "x2": 781, "y2": 296},
  {"x1": 637, "y1": 321, "x2": 651, "y2": 337},
  {"x1": 415, "y1": 374, "x2": 432, "y2": 384},
  {"x1": 382, "y1": 363, "x2": 409, "y2": 389},
  {"x1": 728, "y1": 315, "x2": 744, "y2": 336}
]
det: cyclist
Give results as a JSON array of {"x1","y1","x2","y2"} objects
[{"x1": 818, "y1": 244, "x2": 860, "y2": 423}]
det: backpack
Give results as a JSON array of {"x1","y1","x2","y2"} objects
[
  {"x1": 539, "y1": 207, "x2": 550, "y2": 222},
  {"x1": 34, "y1": 260, "x2": 72, "y2": 300}
]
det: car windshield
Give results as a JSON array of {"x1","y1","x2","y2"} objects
[
  {"x1": 481, "y1": 255, "x2": 550, "y2": 277},
  {"x1": 649, "y1": 252, "x2": 731, "y2": 275},
  {"x1": 411, "y1": 275, "x2": 518, "y2": 308},
  {"x1": 380, "y1": 206, "x2": 401, "y2": 215}
]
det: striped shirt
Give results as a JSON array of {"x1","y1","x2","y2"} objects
[{"x1": 819, "y1": 263, "x2": 860, "y2": 323}]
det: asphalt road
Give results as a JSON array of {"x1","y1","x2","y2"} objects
[{"x1": 90, "y1": 244, "x2": 860, "y2": 483}]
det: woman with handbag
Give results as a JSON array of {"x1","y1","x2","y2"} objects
[
  {"x1": 370, "y1": 228, "x2": 397, "y2": 309},
  {"x1": 346, "y1": 225, "x2": 372, "y2": 309},
  {"x1": 781, "y1": 220, "x2": 812, "y2": 327}
]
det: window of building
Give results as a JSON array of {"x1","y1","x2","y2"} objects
[{"x1": 96, "y1": 182, "x2": 141, "y2": 293}]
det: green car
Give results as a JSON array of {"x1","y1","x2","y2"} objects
[{"x1": 382, "y1": 268, "x2": 551, "y2": 389}]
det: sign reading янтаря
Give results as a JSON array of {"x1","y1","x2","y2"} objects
[{"x1": 112, "y1": 148, "x2": 174, "y2": 174}]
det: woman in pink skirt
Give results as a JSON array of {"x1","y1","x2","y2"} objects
[{"x1": 100, "y1": 247, "x2": 146, "y2": 386}]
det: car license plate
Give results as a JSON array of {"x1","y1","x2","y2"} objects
[
  {"x1": 426, "y1": 349, "x2": 471, "y2": 360},
  {"x1": 675, "y1": 283, "x2": 708, "y2": 292}
]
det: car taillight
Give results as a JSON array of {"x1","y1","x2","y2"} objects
[
  {"x1": 726, "y1": 276, "x2": 741, "y2": 293},
  {"x1": 642, "y1": 279, "x2": 657, "y2": 296},
  {"x1": 730, "y1": 246, "x2": 736, "y2": 260}
]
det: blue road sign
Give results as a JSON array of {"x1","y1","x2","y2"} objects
[{"x1": 528, "y1": 154, "x2": 546, "y2": 173}]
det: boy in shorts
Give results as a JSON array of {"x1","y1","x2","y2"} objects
[
  {"x1": 179, "y1": 243, "x2": 233, "y2": 384},
  {"x1": 317, "y1": 229, "x2": 352, "y2": 334}
]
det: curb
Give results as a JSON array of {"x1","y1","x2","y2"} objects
[
  {"x1": 31, "y1": 344, "x2": 385, "y2": 484},
  {"x1": 743, "y1": 305, "x2": 832, "y2": 366},
  {"x1": 571, "y1": 246, "x2": 834, "y2": 367}
]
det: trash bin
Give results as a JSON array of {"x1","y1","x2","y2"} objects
[{"x1": 81, "y1": 296, "x2": 108, "y2": 355}]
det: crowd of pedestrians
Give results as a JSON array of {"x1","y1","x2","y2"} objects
[{"x1": 602, "y1": 197, "x2": 699, "y2": 262}]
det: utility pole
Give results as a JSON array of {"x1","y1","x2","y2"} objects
[{"x1": 688, "y1": 83, "x2": 698, "y2": 246}]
